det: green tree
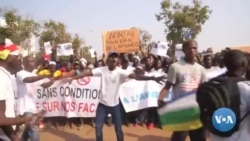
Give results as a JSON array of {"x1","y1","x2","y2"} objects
[
  {"x1": 156, "y1": 0, "x2": 212, "y2": 54},
  {"x1": 0, "y1": 8, "x2": 40, "y2": 44},
  {"x1": 39, "y1": 20, "x2": 72, "y2": 47},
  {"x1": 72, "y1": 34, "x2": 83, "y2": 54}
]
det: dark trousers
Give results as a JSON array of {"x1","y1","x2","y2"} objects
[
  {"x1": 135, "y1": 109, "x2": 147, "y2": 124},
  {"x1": 95, "y1": 103, "x2": 123, "y2": 141},
  {"x1": 171, "y1": 127, "x2": 206, "y2": 141},
  {"x1": 147, "y1": 107, "x2": 159, "y2": 124},
  {"x1": 120, "y1": 100, "x2": 133, "y2": 124}
]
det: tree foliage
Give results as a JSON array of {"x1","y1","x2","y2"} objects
[
  {"x1": 156, "y1": 0, "x2": 212, "y2": 44},
  {"x1": 72, "y1": 34, "x2": 83, "y2": 54},
  {"x1": 0, "y1": 8, "x2": 40, "y2": 44},
  {"x1": 80, "y1": 45, "x2": 93, "y2": 62},
  {"x1": 131, "y1": 27, "x2": 152, "y2": 52},
  {"x1": 39, "y1": 20, "x2": 72, "y2": 47}
]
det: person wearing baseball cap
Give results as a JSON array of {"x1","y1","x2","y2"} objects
[
  {"x1": 108, "y1": 51, "x2": 119, "y2": 58},
  {"x1": 66, "y1": 50, "x2": 166, "y2": 141},
  {"x1": 0, "y1": 40, "x2": 39, "y2": 141}
]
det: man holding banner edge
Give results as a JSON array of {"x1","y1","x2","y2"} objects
[{"x1": 66, "y1": 51, "x2": 166, "y2": 141}]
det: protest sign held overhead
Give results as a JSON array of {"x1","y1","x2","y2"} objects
[
  {"x1": 57, "y1": 43, "x2": 74, "y2": 56},
  {"x1": 150, "y1": 41, "x2": 169, "y2": 57},
  {"x1": 102, "y1": 29, "x2": 140, "y2": 55},
  {"x1": 175, "y1": 43, "x2": 185, "y2": 60},
  {"x1": 44, "y1": 41, "x2": 52, "y2": 54},
  {"x1": 89, "y1": 48, "x2": 96, "y2": 58}
]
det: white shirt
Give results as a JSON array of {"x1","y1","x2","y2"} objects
[
  {"x1": 32, "y1": 69, "x2": 38, "y2": 74},
  {"x1": 151, "y1": 68, "x2": 166, "y2": 77},
  {"x1": 125, "y1": 66, "x2": 135, "y2": 73},
  {"x1": 92, "y1": 66, "x2": 130, "y2": 107},
  {"x1": 152, "y1": 68, "x2": 164, "y2": 73},
  {"x1": 120, "y1": 66, "x2": 135, "y2": 82},
  {"x1": 0, "y1": 67, "x2": 16, "y2": 141},
  {"x1": 210, "y1": 81, "x2": 250, "y2": 141},
  {"x1": 16, "y1": 70, "x2": 39, "y2": 115},
  {"x1": 128, "y1": 61, "x2": 133, "y2": 66},
  {"x1": 10, "y1": 75, "x2": 18, "y2": 116},
  {"x1": 206, "y1": 67, "x2": 224, "y2": 80}
]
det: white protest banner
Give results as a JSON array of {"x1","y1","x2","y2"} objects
[
  {"x1": 44, "y1": 41, "x2": 52, "y2": 54},
  {"x1": 33, "y1": 76, "x2": 101, "y2": 117},
  {"x1": 119, "y1": 80, "x2": 163, "y2": 113},
  {"x1": 150, "y1": 41, "x2": 169, "y2": 57},
  {"x1": 57, "y1": 43, "x2": 74, "y2": 56}
]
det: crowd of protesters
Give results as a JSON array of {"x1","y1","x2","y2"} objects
[{"x1": 1, "y1": 39, "x2": 250, "y2": 141}]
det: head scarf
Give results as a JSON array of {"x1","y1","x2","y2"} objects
[
  {"x1": 49, "y1": 61, "x2": 56, "y2": 66},
  {"x1": 0, "y1": 39, "x2": 19, "y2": 60}
]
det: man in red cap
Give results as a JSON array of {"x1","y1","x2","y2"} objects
[{"x1": 0, "y1": 40, "x2": 39, "y2": 141}]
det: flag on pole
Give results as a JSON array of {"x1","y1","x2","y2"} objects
[{"x1": 158, "y1": 93, "x2": 202, "y2": 132}]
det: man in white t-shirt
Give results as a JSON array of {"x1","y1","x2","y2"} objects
[
  {"x1": 68, "y1": 51, "x2": 165, "y2": 141},
  {"x1": 16, "y1": 56, "x2": 53, "y2": 141},
  {"x1": 0, "y1": 42, "x2": 38, "y2": 141}
]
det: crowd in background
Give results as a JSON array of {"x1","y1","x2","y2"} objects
[
  {"x1": 24, "y1": 45, "x2": 236, "y2": 131},
  {"x1": 2, "y1": 38, "x2": 250, "y2": 141}
]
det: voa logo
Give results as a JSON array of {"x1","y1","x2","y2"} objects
[
  {"x1": 212, "y1": 107, "x2": 236, "y2": 132},
  {"x1": 214, "y1": 115, "x2": 234, "y2": 124}
]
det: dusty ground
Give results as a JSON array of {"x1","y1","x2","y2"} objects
[{"x1": 38, "y1": 125, "x2": 210, "y2": 141}]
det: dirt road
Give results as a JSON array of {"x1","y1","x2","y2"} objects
[{"x1": 39, "y1": 125, "x2": 209, "y2": 141}]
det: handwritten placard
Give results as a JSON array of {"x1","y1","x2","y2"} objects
[{"x1": 102, "y1": 29, "x2": 140, "y2": 55}]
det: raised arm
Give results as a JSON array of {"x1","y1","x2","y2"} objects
[
  {"x1": 60, "y1": 70, "x2": 77, "y2": 79},
  {"x1": 17, "y1": 70, "x2": 49, "y2": 83},
  {"x1": 40, "y1": 78, "x2": 55, "y2": 88},
  {"x1": 131, "y1": 73, "x2": 166, "y2": 83},
  {"x1": 63, "y1": 69, "x2": 94, "y2": 85},
  {"x1": 23, "y1": 75, "x2": 48, "y2": 83},
  {"x1": 71, "y1": 70, "x2": 93, "y2": 80}
]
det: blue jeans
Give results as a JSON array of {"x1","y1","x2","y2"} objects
[
  {"x1": 21, "y1": 112, "x2": 39, "y2": 141},
  {"x1": 95, "y1": 103, "x2": 123, "y2": 141}
]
